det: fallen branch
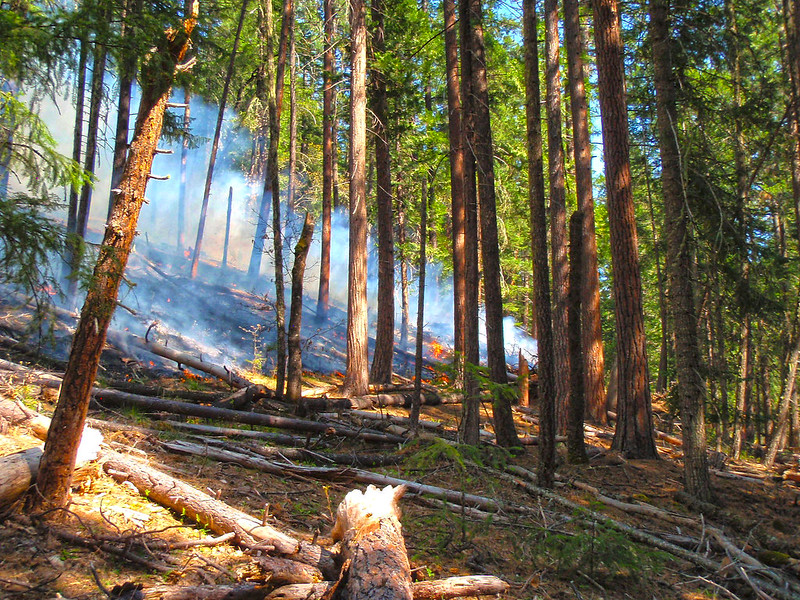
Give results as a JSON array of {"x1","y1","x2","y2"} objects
[
  {"x1": 101, "y1": 451, "x2": 338, "y2": 578},
  {"x1": 161, "y1": 439, "x2": 532, "y2": 515}
]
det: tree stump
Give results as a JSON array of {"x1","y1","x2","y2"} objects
[{"x1": 331, "y1": 484, "x2": 412, "y2": 600}]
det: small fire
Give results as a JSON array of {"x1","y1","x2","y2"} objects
[
  {"x1": 167, "y1": 298, "x2": 171, "y2": 303},
  {"x1": 430, "y1": 340, "x2": 445, "y2": 360}
]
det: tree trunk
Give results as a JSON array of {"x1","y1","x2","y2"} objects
[
  {"x1": 765, "y1": 314, "x2": 800, "y2": 466},
  {"x1": 592, "y1": 0, "x2": 658, "y2": 458},
  {"x1": 247, "y1": 0, "x2": 275, "y2": 280},
  {"x1": 567, "y1": 211, "x2": 588, "y2": 463},
  {"x1": 458, "y1": 0, "x2": 481, "y2": 446},
  {"x1": 316, "y1": 0, "x2": 335, "y2": 321},
  {"x1": 342, "y1": 0, "x2": 370, "y2": 397},
  {"x1": 221, "y1": 186, "x2": 233, "y2": 268},
  {"x1": 369, "y1": 0, "x2": 395, "y2": 385},
  {"x1": 544, "y1": 0, "x2": 570, "y2": 435},
  {"x1": 443, "y1": 0, "x2": 467, "y2": 390},
  {"x1": 63, "y1": 38, "x2": 87, "y2": 281},
  {"x1": 650, "y1": 0, "x2": 712, "y2": 501},
  {"x1": 265, "y1": 576, "x2": 507, "y2": 600},
  {"x1": 190, "y1": 0, "x2": 249, "y2": 279},
  {"x1": 268, "y1": 0, "x2": 294, "y2": 399},
  {"x1": 287, "y1": 26, "x2": 298, "y2": 210},
  {"x1": 285, "y1": 212, "x2": 315, "y2": 402},
  {"x1": 563, "y1": 0, "x2": 606, "y2": 424},
  {"x1": 731, "y1": 318, "x2": 751, "y2": 458},
  {"x1": 331, "y1": 485, "x2": 412, "y2": 600},
  {"x1": 29, "y1": 9, "x2": 197, "y2": 511},
  {"x1": 411, "y1": 180, "x2": 428, "y2": 430},
  {"x1": 176, "y1": 86, "x2": 190, "y2": 256},
  {"x1": 524, "y1": 0, "x2": 556, "y2": 486},
  {"x1": 466, "y1": 0, "x2": 519, "y2": 448},
  {"x1": 397, "y1": 196, "x2": 410, "y2": 370}
]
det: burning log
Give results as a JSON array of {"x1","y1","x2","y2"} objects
[
  {"x1": 331, "y1": 485, "x2": 413, "y2": 600},
  {"x1": 101, "y1": 451, "x2": 338, "y2": 577},
  {"x1": 122, "y1": 333, "x2": 253, "y2": 388}
]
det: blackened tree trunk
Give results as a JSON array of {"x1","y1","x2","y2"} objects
[
  {"x1": 268, "y1": 0, "x2": 294, "y2": 399},
  {"x1": 524, "y1": 0, "x2": 556, "y2": 487},
  {"x1": 650, "y1": 0, "x2": 711, "y2": 500},
  {"x1": 190, "y1": 0, "x2": 249, "y2": 279},
  {"x1": 316, "y1": 0, "x2": 335, "y2": 321},
  {"x1": 342, "y1": 0, "x2": 369, "y2": 397},
  {"x1": 563, "y1": 0, "x2": 606, "y2": 424},
  {"x1": 369, "y1": 0, "x2": 395, "y2": 384},
  {"x1": 286, "y1": 213, "x2": 315, "y2": 403},
  {"x1": 444, "y1": 0, "x2": 467, "y2": 388},
  {"x1": 30, "y1": 9, "x2": 196, "y2": 511},
  {"x1": 544, "y1": 0, "x2": 569, "y2": 435},
  {"x1": 567, "y1": 211, "x2": 588, "y2": 463},
  {"x1": 592, "y1": 0, "x2": 658, "y2": 458},
  {"x1": 458, "y1": 0, "x2": 480, "y2": 446},
  {"x1": 467, "y1": 0, "x2": 519, "y2": 448}
]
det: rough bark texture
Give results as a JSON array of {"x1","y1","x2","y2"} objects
[
  {"x1": 29, "y1": 11, "x2": 197, "y2": 511},
  {"x1": 523, "y1": 0, "x2": 557, "y2": 487},
  {"x1": 563, "y1": 0, "x2": 606, "y2": 424},
  {"x1": 0, "y1": 447, "x2": 42, "y2": 507},
  {"x1": 567, "y1": 211, "x2": 588, "y2": 464},
  {"x1": 649, "y1": 0, "x2": 712, "y2": 500},
  {"x1": 285, "y1": 212, "x2": 315, "y2": 402},
  {"x1": 444, "y1": 0, "x2": 467, "y2": 387},
  {"x1": 268, "y1": 0, "x2": 294, "y2": 399},
  {"x1": 369, "y1": 0, "x2": 395, "y2": 385},
  {"x1": 466, "y1": 0, "x2": 519, "y2": 448},
  {"x1": 265, "y1": 576, "x2": 508, "y2": 600},
  {"x1": 459, "y1": 0, "x2": 481, "y2": 446},
  {"x1": 592, "y1": 0, "x2": 658, "y2": 458},
  {"x1": 544, "y1": 0, "x2": 570, "y2": 435},
  {"x1": 316, "y1": 0, "x2": 335, "y2": 320},
  {"x1": 342, "y1": 0, "x2": 369, "y2": 397},
  {"x1": 331, "y1": 485, "x2": 412, "y2": 600},
  {"x1": 102, "y1": 452, "x2": 337, "y2": 577}
]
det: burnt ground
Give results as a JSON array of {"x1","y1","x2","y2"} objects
[{"x1": 1, "y1": 256, "x2": 800, "y2": 600}]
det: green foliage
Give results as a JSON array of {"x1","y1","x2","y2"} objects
[{"x1": 534, "y1": 520, "x2": 667, "y2": 581}]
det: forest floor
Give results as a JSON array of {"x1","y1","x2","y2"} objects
[{"x1": 1, "y1": 263, "x2": 800, "y2": 599}]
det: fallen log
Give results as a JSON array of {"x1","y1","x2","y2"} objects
[
  {"x1": 101, "y1": 451, "x2": 338, "y2": 578},
  {"x1": 159, "y1": 420, "x2": 312, "y2": 447},
  {"x1": 213, "y1": 385, "x2": 274, "y2": 410},
  {"x1": 161, "y1": 440, "x2": 532, "y2": 515},
  {"x1": 265, "y1": 576, "x2": 509, "y2": 600},
  {"x1": 343, "y1": 409, "x2": 443, "y2": 432},
  {"x1": 116, "y1": 333, "x2": 253, "y2": 388},
  {"x1": 298, "y1": 391, "x2": 441, "y2": 414},
  {"x1": 331, "y1": 484, "x2": 413, "y2": 600},
  {"x1": 90, "y1": 388, "x2": 406, "y2": 444},
  {"x1": 0, "y1": 399, "x2": 103, "y2": 507},
  {"x1": 256, "y1": 555, "x2": 324, "y2": 585},
  {"x1": 141, "y1": 583, "x2": 268, "y2": 599}
]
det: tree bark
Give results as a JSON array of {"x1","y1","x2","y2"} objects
[
  {"x1": 316, "y1": 0, "x2": 335, "y2": 321},
  {"x1": 458, "y1": 0, "x2": 481, "y2": 446},
  {"x1": 563, "y1": 0, "x2": 606, "y2": 424},
  {"x1": 190, "y1": 0, "x2": 249, "y2": 279},
  {"x1": 524, "y1": 0, "x2": 557, "y2": 486},
  {"x1": 369, "y1": 0, "x2": 395, "y2": 385},
  {"x1": 592, "y1": 0, "x2": 658, "y2": 459},
  {"x1": 342, "y1": 0, "x2": 369, "y2": 397},
  {"x1": 443, "y1": 0, "x2": 467, "y2": 388},
  {"x1": 466, "y1": 0, "x2": 519, "y2": 448},
  {"x1": 411, "y1": 180, "x2": 428, "y2": 430},
  {"x1": 649, "y1": 0, "x2": 712, "y2": 501},
  {"x1": 567, "y1": 211, "x2": 588, "y2": 463},
  {"x1": 265, "y1": 576, "x2": 508, "y2": 600},
  {"x1": 731, "y1": 318, "x2": 752, "y2": 459},
  {"x1": 285, "y1": 212, "x2": 315, "y2": 402},
  {"x1": 331, "y1": 485, "x2": 412, "y2": 600},
  {"x1": 102, "y1": 452, "x2": 337, "y2": 577},
  {"x1": 29, "y1": 10, "x2": 197, "y2": 512},
  {"x1": 544, "y1": 0, "x2": 570, "y2": 435},
  {"x1": 268, "y1": 0, "x2": 294, "y2": 399}
]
